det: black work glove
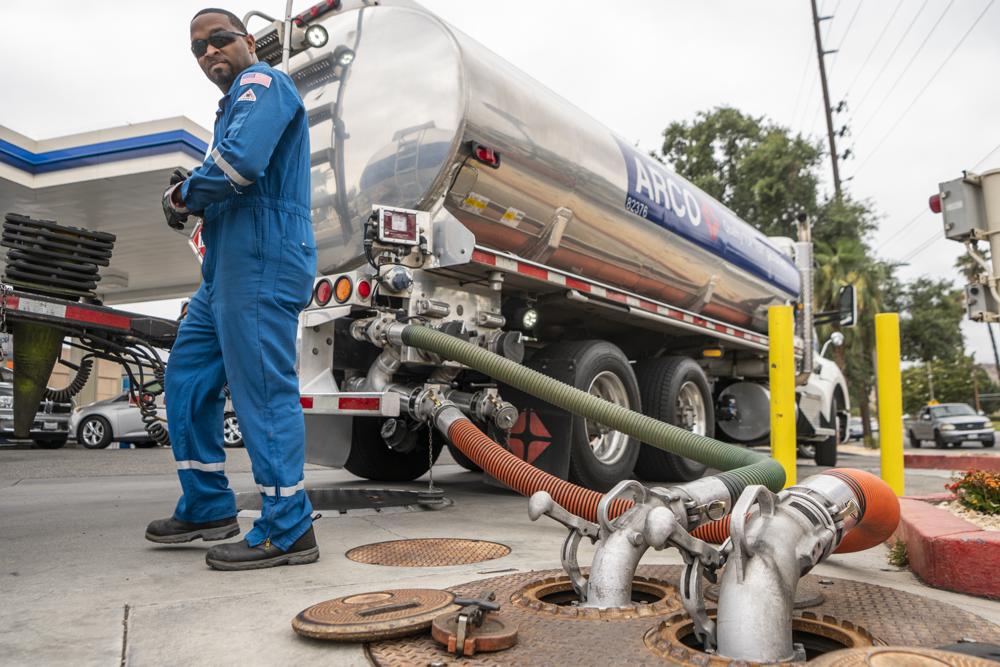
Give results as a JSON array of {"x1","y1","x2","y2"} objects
[
  {"x1": 161, "y1": 182, "x2": 190, "y2": 231},
  {"x1": 170, "y1": 168, "x2": 191, "y2": 186}
]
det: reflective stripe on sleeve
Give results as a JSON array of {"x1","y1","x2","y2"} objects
[
  {"x1": 176, "y1": 460, "x2": 225, "y2": 472},
  {"x1": 257, "y1": 484, "x2": 276, "y2": 496},
  {"x1": 210, "y1": 147, "x2": 254, "y2": 187}
]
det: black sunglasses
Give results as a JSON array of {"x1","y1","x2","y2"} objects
[{"x1": 191, "y1": 30, "x2": 247, "y2": 58}]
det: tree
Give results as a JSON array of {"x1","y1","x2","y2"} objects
[
  {"x1": 657, "y1": 106, "x2": 890, "y2": 442},
  {"x1": 658, "y1": 107, "x2": 823, "y2": 236},
  {"x1": 896, "y1": 277, "x2": 964, "y2": 363},
  {"x1": 901, "y1": 356, "x2": 994, "y2": 415}
]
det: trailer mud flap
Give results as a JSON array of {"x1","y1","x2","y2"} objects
[
  {"x1": 304, "y1": 413, "x2": 353, "y2": 468},
  {"x1": 491, "y1": 357, "x2": 576, "y2": 482}
]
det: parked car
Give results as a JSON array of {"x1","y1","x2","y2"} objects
[
  {"x1": 0, "y1": 367, "x2": 73, "y2": 448},
  {"x1": 907, "y1": 403, "x2": 995, "y2": 449},
  {"x1": 846, "y1": 417, "x2": 879, "y2": 442},
  {"x1": 70, "y1": 391, "x2": 242, "y2": 449}
]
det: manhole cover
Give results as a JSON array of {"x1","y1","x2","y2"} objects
[
  {"x1": 366, "y1": 566, "x2": 1000, "y2": 666},
  {"x1": 706, "y1": 578, "x2": 827, "y2": 609},
  {"x1": 346, "y1": 538, "x2": 511, "y2": 567},
  {"x1": 237, "y1": 488, "x2": 425, "y2": 513},
  {"x1": 511, "y1": 575, "x2": 682, "y2": 619},
  {"x1": 809, "y1": 646, "x2": 999, "y2": 666},
  {"x1": 292, "y1": 589, "x2": 456, "y2": 641},
  {"x1": 645, "y1": 611, "x2": 878, "y2": 664}
]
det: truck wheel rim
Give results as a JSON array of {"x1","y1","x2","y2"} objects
[
  {"x1": 585, "y1": 371, "x2": 631, "y2": 465},
  {"x1": 81, "y1": 420, "x2": 104, "y2": 445},
  {"x1": 676, "y1": 381, "x2": 706, "y2": 436},
  {"x1": 224, "y1": 416, "x2": 242, "y2": 444}
]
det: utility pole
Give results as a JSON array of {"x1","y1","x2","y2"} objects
[{"x1": 810, "y1": 0, "x2": 842, "y2": 198}]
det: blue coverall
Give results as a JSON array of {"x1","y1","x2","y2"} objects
[{"x1": 166, "y1": 62, "x2": 316, "y2": 551}]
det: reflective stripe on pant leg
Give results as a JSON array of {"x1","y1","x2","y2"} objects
[
  {"x1": 166, "y1": 288, "x2": 237, "y2": 524},
  {"x1": 176, "y1": 460, "x2": 226, "y2": 472}
]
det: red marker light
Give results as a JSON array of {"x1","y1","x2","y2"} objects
[
  {"x1": 929, "y1": 194, "x2": 942, "y2": 214},
  {"x1": 357, "y1": 279, "x2": 372, "y2": 299},
  {"x1": 471, "y1": 142, "x2": 501, "y2": 169},
  {"x1": 314, "y1": 279, "x2": 333, "y2": 306}
]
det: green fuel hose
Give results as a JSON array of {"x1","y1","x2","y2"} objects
[{"x1": 401, "y1": 325, "x2": 786, "y2": 500}]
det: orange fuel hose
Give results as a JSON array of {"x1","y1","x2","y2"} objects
[
  {"x1": 448, "y1": 418, "x2": 633, "y2": 523},
  {"x1": 448, "y1": 418, "x2": 898, "y2": 553},
  {"x1": 690, "y1": 468, "x2": 900, "y2": 554}
]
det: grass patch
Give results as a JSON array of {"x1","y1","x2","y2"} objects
[{"x1": 887, "y1": 538, "x2": 908, "y2": 568}]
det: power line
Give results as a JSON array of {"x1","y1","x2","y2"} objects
[
  {"x1": 842, "y1": 0, "x2": 906, "y2": 98},
  {"x1": 876, "y1": 208, "x2": 928, "y2": 251},
  {"x1": 897, "y1": 231, "x2": 944, "y2": 264},
  {"x1": 851, "y1": 0, "x2": 930, "y2": 115},
  {"x1": 853, "y1": 0, "x2": 956, "y2": 141},
  {"x1": 827, "y1": 0, "x2": 866, "y2": 76},
  {"x1": 789, "y1": 32, "x2": 818, "y2": 125},
  {"x1": 852, "y1": 0, "x2": 996, "y2": 176},
  {"x1": 972, "y1": 141, "x2": 1000, "y2": 171}
]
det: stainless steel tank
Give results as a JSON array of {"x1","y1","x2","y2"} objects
[{"x1": 295, "y1": 4, "x2": 799, "y2": 331}]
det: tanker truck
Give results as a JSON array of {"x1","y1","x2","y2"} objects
[{"x1": 240, "y1": 0, "x2": 855, "y2": 491}]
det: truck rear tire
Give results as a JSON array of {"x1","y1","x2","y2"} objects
[
  {"x1": 344, "y1": 418, "x2": 443, "y2": 482},
  {"x1": 534, "y1": 340, "x2": 641, "y2": 492},
  {"x1": 633, "y1": 357, "x2": 711, "y2": 482}
]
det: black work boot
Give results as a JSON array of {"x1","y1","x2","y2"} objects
[
  {"x1": 145, "y1": 516, "x2": 240, "y2": 544},
  {"x1": 205, "y1": 526, "x2": 319, "y2": 571}
]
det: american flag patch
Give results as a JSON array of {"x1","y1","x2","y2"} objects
[{"x1": 239, "y1": 72, "x2": 272, "y2": 88}]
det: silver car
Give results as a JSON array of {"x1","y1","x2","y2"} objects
[
  {"x1": 70, "y1": 392, "x2": 242, "y2": 450},
  {"x1": 0, "y1": 367, "x2": 73, "y2": 448}
]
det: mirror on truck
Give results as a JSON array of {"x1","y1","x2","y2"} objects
[{"x1": 838, "y1": 284, "x2": 857, "y2": 327}]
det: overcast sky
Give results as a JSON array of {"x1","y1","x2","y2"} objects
[{"x1": 3, "y1": 0, "x2": 999, "y2": 359}]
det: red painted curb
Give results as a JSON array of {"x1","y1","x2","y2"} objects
[
  {"x1": 904, "y1": 454, "x2": 1000, "y2": 472},
  {"x1": 893, "y1": 498, "x2": 1000, "y2": 599}
]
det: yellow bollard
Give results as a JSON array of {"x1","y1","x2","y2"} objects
[
  {"x1": 769, "y1": 305, "x2": 796, "y2": 487},
  {"x1": 876, "y1": 313, "x2": 905, "y2": 496}
]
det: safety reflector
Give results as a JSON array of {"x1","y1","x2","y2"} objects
[
  {"x1": 300, "y1": 396, "x2": 314, "y2": 409},
  {"x1": 339, "y1": 396, "x2": 380, "y2": 411},
  {"x1": 314, "y1": 279, "x2": 333, "y2": 306},
  {"x1": 334, "y1": 276, "x2": 352, "y2": 304}
]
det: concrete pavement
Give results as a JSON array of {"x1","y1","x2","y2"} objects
[{"x1": 2, "y1": 445, "x2": 998, "y2": 666}]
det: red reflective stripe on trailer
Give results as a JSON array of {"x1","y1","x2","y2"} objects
[
  {"x1": 565, "y1": 277, "x2": 591, "y2": 292},
  {"x1": 605, "y1": 291, "x2": 627, "y2": 303},
  {"x1": 5, "y1": 295, "x2": 19, "y2": 309},
  {"x1": 300, "y1": 396, "x2": 314, "y2": 409},
  {"x1": 516, "y1": 262, "x2": 548, "y2": 280},
  {"x1": 65, "y1": 305, "x2": 131, "y2": 330},
  {"x1": 339, "y1": 396, "x2": 380, "y2": 410},
  {"x1": 471, "y1": 249, "x2": 496, "y2": 265}
]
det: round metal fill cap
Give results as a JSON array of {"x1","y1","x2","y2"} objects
[
  {"x1": 431, "y1": 611, "x2": 518, "y2": 656},
  {"x1": 292, "y1": 589, "x2": 456, "y2": 641}
]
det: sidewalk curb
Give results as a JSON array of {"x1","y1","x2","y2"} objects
[
  {"x1": 893, "y1": 496, "x2": 1000, "y2": 600},
  {"x1": 904, "y1": 454, "x2": 1000, "y2": 472}
]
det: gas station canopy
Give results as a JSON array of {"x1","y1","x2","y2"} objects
[{"x1": 0, "y1": 118, "x2": 209, "y2": 304}]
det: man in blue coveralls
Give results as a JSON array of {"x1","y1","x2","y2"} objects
[{"x1": 145, "y1": 8, "x2": 318, "y2": 571}]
